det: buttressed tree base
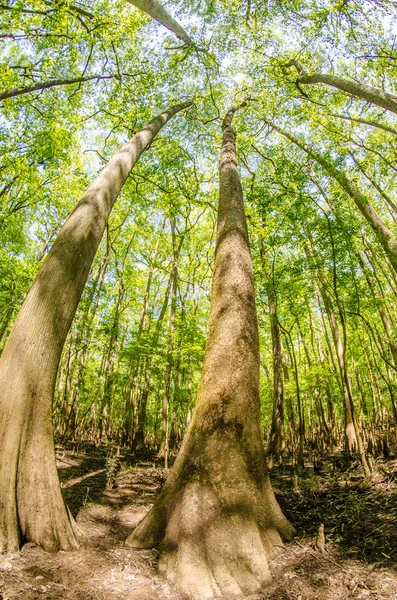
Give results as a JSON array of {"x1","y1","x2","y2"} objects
[
  {"x1": 0, "y1": 101, "x2": 191, "y2": 555},
  {"x1": 126, "y1": 105, "x2": 294, "y2": 599}
]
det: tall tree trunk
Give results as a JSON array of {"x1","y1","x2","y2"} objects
[
  {"x1": 309, "y1": 308, "x2": 335, "y2": 427},
  {"x1": 0, "y1": 101, "x2": 191, "y2": 554},
  {"x1": 126, "y1": 0, "x2": 193, "y2": 45},
  {"x1": 299, "y1": 319, "x2": 330, "y2": 440},
  {"x1": 286, "y1": 60, "x2": 397, "y2": 115},
  {"x1": 283, "y1": 329, "x2": 305, "y2": 468},
  {"x1": 132, "y1": 270, "x2": 173, "y2": 450},
  {"x1": 264, "y1": 265, "x2": 286, "y2": 462},
  {"x1": 301, "y1": 234, "x2": 367, "y2": 467},
  {"x1": 158, "y1": 219, "x2": 178, "y2": 460},
  {"x1": 268, "y1": 121, "x2": 397, "y2": 275},
  {"x1": 60, "y1": 326, "x2": 77, "y2": 436},
  {"x1": 124, "y1": 226, "x2": 163, "y2": 446},
  {"x1": 99, "y1": 279, "x2": 125, "y2": 442},
  {"x1": 125, "y1": 104, "x2": 294, "y2": 599}
]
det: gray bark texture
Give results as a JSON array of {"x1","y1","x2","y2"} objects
[
  {"x1": 126, "y1": 0, "x2": 193, "y2": 45},
  {"x1": 287, "y1": 60, "x2": 397, "y2": 115}
]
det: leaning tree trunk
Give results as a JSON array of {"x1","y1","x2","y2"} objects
[
  {"x1": 268, "y1": 121, "x2": 397, "y2": 276},
  {"x1": 125, "y1": 104, "x2": 294, "y2": 599},
  {"x1": 286, "y1": 60, "x2": 397, "y2": 115},
  {"x1": 126, "y1": 0, "x2": 193, "y2": 45},
  {"x1": 0, "y1": 100, "x2": 191, "y2": 554},
  {"x1": 0, "y1": 74, "x2": 115, "y2": 102}
]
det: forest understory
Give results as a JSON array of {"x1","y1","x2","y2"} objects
[
  {"x1": 0, "y1": 443, "x2": 396, "y2": 600},
  {"x1": 2, "y1": 1, "x2": 397, "y2": 599}
]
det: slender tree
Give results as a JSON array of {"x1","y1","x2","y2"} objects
[
  {"x1": 260, "y1": 243, "x2": 286, "y2": 463},
  {"x1": 126, "y1": 0, "x2": 194, "y2": 45},
  {"x1": 0, "y1": 74, "x2": 115, "y2": 102},
  {"x1": 286, "y1": 60, "x2": 397, "y2": 115},
  {"x1": 267, "y1": 121, "x2": 397, "y2": 276}
]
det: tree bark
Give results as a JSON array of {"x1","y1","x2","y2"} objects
[
  {"x1": 126, "y1": 0, "x2": 193, "y2": 45},
  {"x1": 125, "y1": 104, "x2": 294, "y2": 599},
  {"x1": 268, "y1": 121, "x2": 397, "y2": 275},
  {"x1": 0, "y1": 74, "x2": 114, "y2": 102},
  {"x1": 0, "y1": 101, "x2": 191, "y2": 554},
  {"x1": 286, "y1": 60, "x2": 397, "y2": 115}
]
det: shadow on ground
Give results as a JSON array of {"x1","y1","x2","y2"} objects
[
  {"x1": 273, "y1": 457, "x2": 397, "y2": 567},
  {"x1": 0, "y1": 449, "x2": 396, "y2": 599}
]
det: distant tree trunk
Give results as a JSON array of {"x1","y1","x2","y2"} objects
[
  {"x1": 268, "y1": 121, "x2": 397, "y2": 275},
  {"x1": 99, "y1": 278, "x2": 125, "y2": 442},
  {"x1": 63, "y1": 240, "x2": 111, "y2": 442},
  {"x1": 126, "y1": 0, "x2": 193, "y2": 45},
  {"x1": 125, "y1": 104, "x2": 294, "y2": 598},
  {"x1": 124, "y1": 225, "x2": 163, "y2": 446},
  {"x1": 263, "y1": 262, "x2": 285, "y2": 463},
  {"x1": 283, "y1": 329, "x2": 305, "y2": 468},
  {"x1": 321, "y1": 284, "x2": 358, "y2": 451},
  {"x1": 0, "y1": 101, "x2": 191, "y2": 554},
  {"x1": 158, "y1": 219, "x2": 178, "y2": 461},
  {"x1": 132, "y1": 271, "x2": 173, "y2": 450},
  {"x1": 282, "y1": 347, "x2": 296, "y2": 434},
  {"x1": 318, "y1": 298, "x2": 343, "y2": 397},
  {"x1": 286, "y1": 60, "x2": 397, "y2": 115},
  {"x1": 301, "y1": 234, "x2": 368, "y2": 471},
  {"x1": 309, "y1": 308, "x2": 335, "y2": 428},
  {"x1": 355, "y1": 366, "x2": 369, "y2": 417},
  {"x1": 298, "y1": 319, "x2": 329, "y2": 440},
  {"x1": 60, "y1": 326, "x2": 77, "y2": 435}
]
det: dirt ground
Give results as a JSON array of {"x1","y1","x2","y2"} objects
[{"x1": 0, "y1": 447, "x2": 396, "y2": 600}]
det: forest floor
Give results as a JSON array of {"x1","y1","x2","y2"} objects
[{"x1": 0, "y1": 446, "x2": 396, "y2": 600}]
